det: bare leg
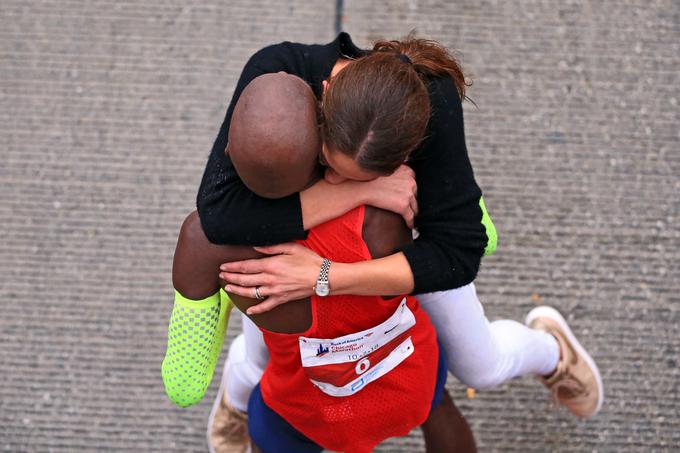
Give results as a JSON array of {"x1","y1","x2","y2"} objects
[{"x1": 421, "y1": 390, "x2": 476, "y2": 453}]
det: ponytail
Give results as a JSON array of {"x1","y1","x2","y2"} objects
[{"x1": 372, "y1": 32, "x2": 469, "y2": 100}]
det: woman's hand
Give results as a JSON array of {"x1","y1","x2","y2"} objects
[
  {"x1": 364, "y1": 165, "x2": 418, "y2": 228},
  {"x1": 219, "y1": 242, "x2": 323, "y2": 315}
]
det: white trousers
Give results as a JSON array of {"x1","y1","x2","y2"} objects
[
  {"x1": 224, "y1": 283, "x2": 560, "y2": 411},
  {"x1": 223, "y1": 313, "x2": 268, "y2": 412}
]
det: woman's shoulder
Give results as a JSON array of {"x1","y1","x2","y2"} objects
[
  {"x1": 422, "y1": 75, "x2": 466, "y2": 145},
  {"x1": 246, "y1": 40, "x2": 307, "y2": 69},
  {"x1": 425, "y1": 75, "x2": 464, "y2": 111},
  {"x1": 408, "y1": 76, "x2": 467, "y2": 164},
  {"x1": 246, "y1": 38, "x2": 339, "y2": 93}
]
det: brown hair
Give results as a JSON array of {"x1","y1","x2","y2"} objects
[{"x1": 321, "y1": 33, "x2": 469, "y2": 173}]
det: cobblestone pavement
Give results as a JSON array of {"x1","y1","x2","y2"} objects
[{"x1": 1, "y1": 1, "x2": 678, "y2": 451}]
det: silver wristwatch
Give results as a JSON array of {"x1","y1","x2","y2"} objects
[{"x1": 314, "y1": 258, "x2": 332, "y2": 297}]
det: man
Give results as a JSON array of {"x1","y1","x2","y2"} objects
[{"x1": 164, "y1": 73, "x2": 476, "y2": 452}]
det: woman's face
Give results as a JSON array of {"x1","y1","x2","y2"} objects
[
  {"x1": 320, "y1": 144, "x2": 383, "y2": 184},
  {"x1": 320, "y1": 58, "x2": 384, "y2": 184}
]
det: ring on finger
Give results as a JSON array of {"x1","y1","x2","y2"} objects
[{"x1": 255, "y1": 286, "x2": 266, "y2": 300}]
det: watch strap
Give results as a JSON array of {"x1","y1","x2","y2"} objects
[{"x1": 318, "y1": 258, "x2": 331, "y2": 284}]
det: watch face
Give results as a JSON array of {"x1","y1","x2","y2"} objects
[{"x1": 315, "y1": 282, "x2": 330, "y2": 297}]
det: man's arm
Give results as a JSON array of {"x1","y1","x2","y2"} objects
[
  {"x1": 163, "y1": 211, "x2": 313, "y2": 407},
  {"x1": 173, "y1": 211, "x2": 312, "y2": 334}
]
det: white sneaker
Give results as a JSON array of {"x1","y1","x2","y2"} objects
[
  {"x1": 526, "y1": 306, "x2": 604, "y2": 418},
  {"x1": 207, "y1": 335, "x2": 250, "y2": 453}
]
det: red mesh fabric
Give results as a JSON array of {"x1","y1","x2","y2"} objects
[{"x1": 259, "y1": 206, "x2": 439, "y2": 453}]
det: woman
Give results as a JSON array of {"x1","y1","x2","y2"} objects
[{"x1": 197, "y1": 32, "x2": 602, "y2": 450}]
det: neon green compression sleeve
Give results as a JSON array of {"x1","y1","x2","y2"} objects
[
  {"x1": 161, "y1": 289, "x2": 233, "y2": 407},
  {"x1": 479, "y1": 196, "x2": 498, "y2": 257}
]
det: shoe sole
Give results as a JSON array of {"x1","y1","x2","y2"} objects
[
  {"x1": 525, "y1": 306, "x2": 604, "y2": 417},
  {"x1": 206, "y1": 334, "x2": 247, "y2": 453}
]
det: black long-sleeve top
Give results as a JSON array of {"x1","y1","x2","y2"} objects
[{"x1": 197, "y1": 32, "x2": 490, "y2": 293}]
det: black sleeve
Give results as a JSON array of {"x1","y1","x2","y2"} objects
[
  {"x1": 401, "y1": 77, "x2": 488, "y2": 293},
  {"x1": 196, "y1": 43, "x2": 308, "y2": 245}
]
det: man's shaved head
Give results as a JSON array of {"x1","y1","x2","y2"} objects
[{"x1": 228, "y1": 73, "x2": 321, "y2": 199}]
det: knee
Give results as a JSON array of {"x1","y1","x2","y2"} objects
[
  {"x1": 452, "y1": 320, "x2": 521, "y2": 390},
  {"x1": 455, "y1": 368, "x2": 505, "y2": 391},
  {"x1": 448, "y1": 345, "x2": 507, "y2": 391},
  {"x1": 449, "y1": 350, "x2": 505, "y2": 390}
]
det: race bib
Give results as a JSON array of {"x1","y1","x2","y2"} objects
[{"x1": 299, "y1": 298, "x2": 415, "y2": 397}]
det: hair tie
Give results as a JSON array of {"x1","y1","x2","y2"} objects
[{"x1": 395, "y1": 53, "x2": 413, "y2": 65}]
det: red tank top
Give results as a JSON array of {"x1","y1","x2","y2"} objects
[{"x1": 259, "y1": 206, "x2": 439, "y2": 453}]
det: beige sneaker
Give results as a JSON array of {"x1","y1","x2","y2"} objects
[
  {"x1": 207, "y1": 356, "x2": 250, "y2": 453},
  {"x1": 526, "y1": 306, "x2": 604, "y2": 418}
]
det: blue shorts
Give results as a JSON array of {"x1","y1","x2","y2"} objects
[{"x1": 248, "y1": 340, "x2": 448, "y2": 453}]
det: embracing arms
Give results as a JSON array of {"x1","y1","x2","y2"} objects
[
  {"x1": 199, "y1": 41, "x2": 495, "y2": 303},
  {"x1": 220, "y1": 77, "x2": 496, "y2": 311}
]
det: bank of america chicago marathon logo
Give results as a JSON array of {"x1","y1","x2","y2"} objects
[{"x1": 316, "y1": 344, "x2": 330, "y2": 357}]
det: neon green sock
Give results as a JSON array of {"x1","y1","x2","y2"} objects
[{"x1": 161, "y1": 289, "x2": 232, "y2": 407}]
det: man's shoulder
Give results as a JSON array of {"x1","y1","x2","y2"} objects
[{"x1": 362, "y1": 206, "x2": 412, "y2": 259}]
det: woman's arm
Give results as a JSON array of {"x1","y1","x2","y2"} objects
[
  {"x1": 400, "y1": 76, "x2": 491, "y2": 293},
  {"x1": 301, "y1": 166, "x2": 418, "y2": 230},
  {"x1": 220, "y1": 234, "x2": 415, "y2": 315},
  {"x1": 327, "y1": 252, "x2": 414, "y2": 295}
]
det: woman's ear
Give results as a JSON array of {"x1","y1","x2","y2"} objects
[{"x1": 322, "y1": 80, "x2": 329, "y2": 95}]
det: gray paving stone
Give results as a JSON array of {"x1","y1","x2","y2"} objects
[{"x1": 1, "y1": 0, "x2": 678, "y2": 452}]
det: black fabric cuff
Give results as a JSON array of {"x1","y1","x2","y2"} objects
[{"x1": 400, "y1": 243, "x2": 467, "y2": 294}]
